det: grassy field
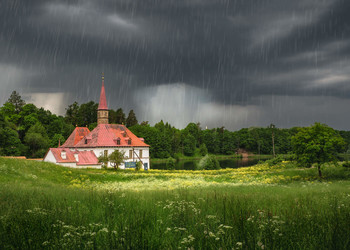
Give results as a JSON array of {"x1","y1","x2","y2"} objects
[{"x1": 1, "y1": 158, "x2": 350, "y2": 249}]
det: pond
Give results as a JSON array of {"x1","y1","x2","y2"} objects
[{"x1": 151, "y1": 157, "x2": 268, "y2": 170}]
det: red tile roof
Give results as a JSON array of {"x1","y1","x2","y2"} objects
[
  {"x1": 50, "y1": 148, "x2": 76, "y2": 163},
  {"x1": 49, "y1": 148, "x2": 99, "y2": 165},
  {"x1": 98, "y1": 80, "x2": 108, "y2": 110},
  {"x1": 61, "y1": 127, "x2": 90, "y2": 148},
  {"x1": 74, "y1": 124, "x2": 149, "y2": 148},
  {"x1": 76, "y1": 150, "x2": 99, "y2": 165}
]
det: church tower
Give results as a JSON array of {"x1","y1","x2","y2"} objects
[{"x1": 97, "y1": 73, "x2": 109, "y2": 124}]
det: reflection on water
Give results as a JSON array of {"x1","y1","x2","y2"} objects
[{"x1": 151, "y1": 157, "x2": 265, "y2": 170}]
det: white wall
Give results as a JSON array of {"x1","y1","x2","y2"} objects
[
  {"x1": 43, "y1": 150, "x2": 56, "y2": 163},
  {"x1": 74, "y1": 147, "x2": 150, "y2": 169}
]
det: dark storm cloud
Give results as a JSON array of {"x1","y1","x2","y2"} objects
[{"x1": 1, "y1": 0, "x2": 350, "y2": 129}]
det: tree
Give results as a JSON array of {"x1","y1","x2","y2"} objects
[
  {"x1": 269, "y1": 124, "x2": 276, "y2": 158},
  {"x1": 98, "y1": 155, "x2": 109, "y2": 169},
  {"x1": 115, "y1": 108, "x2": 126, "y2": 124},
  {"x1": 65, "y1": 102, "x2": 80, "y2": 126},
  {"x1": 166, "y1": 157, "x2": 176, "y2": 170},
  {"x1": 197, "y1": 154, "x2": 221, "y2": 170},
  {"x1": 291, "y1": 123, "x2": 345, "y2": 178},
  {"x1": 24, "y1": 122, "x2": 50, "y2": 158},
  {"x1": 0, "y1": 112, "x2": 23, "y2": 156},
  {"x1": 182, "y1": 132, "x2": 196, "y2": 156},
  {"x1": 126, "y1": 110, "x2": 138, "y2": 127},
  {"x1": 199, "y1": 143, "x2": 208, "y2": 156},
  {"x1": 109, "y1": 150, "x2": 126, "y2": 169},
  {"x1": 135, "y1": 161, "x2": 142, "y2": 171},
  {"x1": 7, "y1": 91, "x2": 25, "y2": 114}
]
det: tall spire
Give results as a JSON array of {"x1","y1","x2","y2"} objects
[
  {"x1": 98, "y1": 72, "x2": 108, "y2": 110},
  {"x1": 97, "y1": 73, "x2": 109, "y2": 124}
]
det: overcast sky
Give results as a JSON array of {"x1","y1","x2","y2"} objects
[{"x1": 1, "y1": 0, "x2": 350, "y2": 130}]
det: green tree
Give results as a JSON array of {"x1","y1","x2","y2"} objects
[
  {"x1": 197, "y1": 154, "x2": 220, "y2": 170},
  {"x1": 199, "y1": 143, "x2": 208, "y2": 156},
  {"x1": 98, "y1": 155, "x2": 109, "y2": 169},
  {"x1": 78, "y1": 101, "x2": 98, "y2": 126},
  {"x1": 115, "y1": 108, "x2": 126, "y2": 124},
  {"x1": 166, "y1": 157, "x2": 176, "y2": 170},
  {"x1": 0, "y1": 112, "x2": 23, "y2": 156},
  {"x1": 126, "y1": 110, "x2": 138, "y2": 127},
  {"x1": 182, "y1": 132, "x2": 196, "y2": 156},
  {"x1": 135, "y1": 161, "x2": 142, "y2": 171},
  {"x1": 65, "y1": 102, "x2": 80, "y2": 126},
  {"x1": 7, "y1": 91, "x2": 25, "y2": 113},
  {"x1": 109, "y1": 150, "x2": 126, "y2": 169},
  {"x1": 291, "y1": 123, "x2": 345, "y2": 178},
  {"x1": 50, "y1": 134, "x2": 65, "y2": 148},
  {"x1": 24, "y1": 122, "x2": 50, "y2": 158}
]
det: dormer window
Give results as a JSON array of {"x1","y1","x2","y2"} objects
[
  {"x1": 61, "y1": 151, "x2": 67, "y2": 160},
  {"x1": 114, "y1": 137, "x2": 121, "y2": 145},
  {"x1": 128, "y1": 139, "x2": 132, "y2": 145},
  {"x1": 85, "y1": 139, "x2": 88, "y2": 144}
]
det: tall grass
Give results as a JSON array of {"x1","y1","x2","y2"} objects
[{"x1": 1, "y1": 158, "x2": 350, "y2": 249}]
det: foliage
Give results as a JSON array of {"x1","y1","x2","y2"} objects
[
  {"x1": 197, "y1": 154, "x2": 221, "y2": 170},
  {"x1": 199, "y1": 143, "x2": 208, "y2": 156},
  {"x1": 98, "y1": 155, "x2": 109, "y2": 169},
  {"x1": 342, "y1": 161, "x2": 350, "y2": 168},
  {"x1": 135, "y1": 161, "x2": 142, "y2": 171},
  {"x1": 7, "y1": 90, "x2": 25, "y2": 113},
  {"x1": 292, "y1": 122, "x2": 345, "y2": 177},
  {"x1": 266, "y1": 155, "x2": 284, "y2": 166},
  {"x1": 126, "y1": 109, "x2": 138, "y2": 127},
  {"x1": 109, "y1": 150, "x2": 126, "y2": 169},
  {"x1": 2, "y1": 91, "x2": 350, "y2": 162},
  {"x1": 24, "y1": 123, "x2": 50, "y2": 158},
  {"x1": 166, "y1": 157, "x2": 176, "y2": 170}
]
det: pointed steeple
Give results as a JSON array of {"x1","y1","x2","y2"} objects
[
  {"x1": 97, "y1": 73, "x2": 109, "y2": 124},
  {"x1": 98, "y1": 73, "x2": 108, "y2": 110}
]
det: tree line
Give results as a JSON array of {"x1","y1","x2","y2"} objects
[{"x1": 1, "y1": 91, "x2": 350, "y2": 159}]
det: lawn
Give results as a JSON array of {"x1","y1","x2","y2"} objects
[{"x1": 1, "y1": 158, "x2": 350, "y2": 249}]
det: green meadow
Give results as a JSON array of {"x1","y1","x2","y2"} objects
[{"x1": 1, "y1": 158, "x2": 350, "y2": 249}]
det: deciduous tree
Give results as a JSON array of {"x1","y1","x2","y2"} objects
[{"x1": 292, "y1": 123, "x2": 345, "y2": 178}]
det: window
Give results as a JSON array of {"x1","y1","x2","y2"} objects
[
  {"x1": 104, "y1": 150, "x2": 108, "y2": 157},
  {"x1": 129, "y1": 150, "x2": 133, "y2": 159},
  {"x1": 117, "y1": 139, "x2": 120, "y2": 145},
  {"x1": 128, "y1": 139, "x2": 132, "y2": 145},
  {"x1": 139, "y1": 150, "x2": 143, "y2": 158},
  {"x1": 85, "y1": 139, "x2": 88, "y2": 144}
]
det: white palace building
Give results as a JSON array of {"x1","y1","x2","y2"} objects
[{"x1": 43, "y1": 75, "x2": 150, "y2": 169}]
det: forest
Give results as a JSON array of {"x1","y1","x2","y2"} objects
[{"x1": 1, "y1": 91, "x2": 350, "y2": 159}]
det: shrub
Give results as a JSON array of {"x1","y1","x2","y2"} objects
[
  {"x1": 166, "y1": 157, "x2": 176, "y2": 170},
  {"x1": 135, "y1": 161, "x2": 142, "y2": 171},
  {"x1": 197, "y1": 154, "x2": 221, "y2": 170},
  {"x1": 266, "y1": 155, "x2": 284, "y2": 166},
  {"x1": 342, "y1": 161, "x2": 350, "y2": 168}
]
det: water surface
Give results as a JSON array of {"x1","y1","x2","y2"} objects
[{"x1": 151, "y1": 157, "x2": 267, "y2": 170}]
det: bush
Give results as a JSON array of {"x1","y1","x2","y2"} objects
[
  {"x1": 197, "y1": 154, "x2": 221, "y2": 170},
  {"x1": 135, "y1": 161, "x2": 142, "y2": 171},
  {"x1": 342, "y1": 161, "x2": 350, "y2": 168},
  {"x1": 266, "y1": 155, "x2": 284, "y2": 166},
  {"x1": 166, "y1": 157, "x2": 176, "y2": 170}
]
